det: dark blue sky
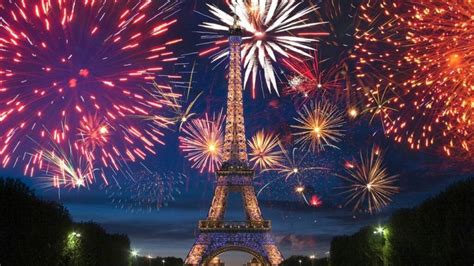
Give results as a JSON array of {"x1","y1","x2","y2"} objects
[{"x1": 1, "y1": 1, "x2": 472, "y2": 265}]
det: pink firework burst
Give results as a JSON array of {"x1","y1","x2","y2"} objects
[{"x1": 0, "y1": 0, "x2": 184, "y2": 181}]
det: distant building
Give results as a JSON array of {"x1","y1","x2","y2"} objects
[{"x1": 208, "y1": 256, "x2": 224, "y2": 266}]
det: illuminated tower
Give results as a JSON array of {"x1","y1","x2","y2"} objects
[{"x1": 184, "y1": 15, "x2": 283, "y2": 266}]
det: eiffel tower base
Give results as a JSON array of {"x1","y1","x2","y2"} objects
[{"x1": 185, "y1": 231, "x2": 283, "y2": 266}]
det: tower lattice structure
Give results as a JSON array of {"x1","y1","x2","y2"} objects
[{"x1": 184, "y1": 16, "x2": 283, "y2": 266}]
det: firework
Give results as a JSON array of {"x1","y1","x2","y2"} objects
[
  {"x1": 338, "y1": 147, "x2": 399, "y2": 214},
  {"x1": 106, "y1": 170, "x2": 185, "y2": 212},
  {"x1": 199, "y1": 0, "x2": 327, "y2": 97},
  {"x1": 0, "y1": 0, "x2": 183, "y2": 179},
  {"x1": 291, "y1": 101, "x2": 345, "y2": 151},
  {"x1": 309, "y1": 194, "x2": 323, "y2": 207},
  {"x1": 179, "y1": 112, "x2": 225, "y2": 174},
  {"x1": 354, "y1": 0, "x2": 474, "y2": 158},
  {"x1": 143, "y1": 81, "x2": 202, "y2": 131},
  {"x1": 362, "y1": 85, "x2": 398, "y2": 132},
  {"x1": 248, "y1": 130, "x2": 283, "y2": 170},
  {"x1": 78, "y1": 115, "x2": 111, "y2": 153},
  {"x1": 294, "y1": 185, "x2": 323, "y2": 208},
  {"x1": 283, "y1": 53, "x2": 344, "y2": 105},
  {"x1": 258, "y1": 146, "x2": 327, "y2": 197},
  {"x1": 36, "y1": 141, "x2": 100, "y2": 189}
]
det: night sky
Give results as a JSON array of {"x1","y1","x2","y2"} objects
[{"x1": 1, "y1": 0, "x2": 472, "y2": 265}]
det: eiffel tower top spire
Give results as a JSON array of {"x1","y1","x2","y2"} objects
[
  {"x1": 229, "y1": 7, "x2": 242, "y2": 36},
  {"x1": 222, "y1": 9, "x2": 247, "y2": 165}
]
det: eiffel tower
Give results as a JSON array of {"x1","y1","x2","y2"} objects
[{"x1": 184, "y1": 15, "x2": 283, "y2": 266}]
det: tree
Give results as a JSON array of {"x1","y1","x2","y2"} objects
[
  {"x1": 63, "y1": 222, "x2": 131, "y2": 266},
  {"x1": 0, "y1": 178, "x2": 72, "y2": 266},
  {"x1": 0, "y1": 178, "x2": 132, "y2": 266},
  {"x1": 330, "y1": 177, "x2": 474, "y2": 266}
]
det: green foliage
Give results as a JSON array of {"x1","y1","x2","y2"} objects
[
  {"x1": 386, "y1": 177, "x2": 474, "y2": 266},
  {"x1": 330, "y1": 227, "x2": 384, "y2": 266},
  {"x1": 330, "y1": 177, "x2": 474, "y2": 266}
]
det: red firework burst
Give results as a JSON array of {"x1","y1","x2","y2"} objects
[
  {"x1": 0, "y1": 0, "x2": 183, "y2": 183},
  {"x1": 283, "y1": 53, "x2": 345, "y2": 106}
]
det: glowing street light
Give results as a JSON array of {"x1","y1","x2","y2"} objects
[
  {"x1": 298, "y1": 259, "x2": 302, "y2": 266},
  {"x1": 162, "y1": 259, "x2": 166, "y2": 266},
  {"x1": 131, "y1": 250, "x2": 138, "y2": 257},
  {"x1": 309, "y1": 255, "x2": 316, "y2": 266},
  {"x1": 70, "y1": 232, "x2": 81, "y2": 238},
  {"x1": 374, "y1": 225, "x2": 385, "y2": 235}
]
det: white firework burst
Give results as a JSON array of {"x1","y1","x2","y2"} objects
[{"x1": 200, "y1": 0, "x2": 327, "y2": 96}]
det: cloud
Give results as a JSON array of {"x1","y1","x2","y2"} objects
[{"x1": 275, "y1": 234, "x2": 317, "y2": 251}]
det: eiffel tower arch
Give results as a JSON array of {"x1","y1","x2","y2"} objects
[{"x1": 184, "y1": 14, "x2": 283, "y2": 266}]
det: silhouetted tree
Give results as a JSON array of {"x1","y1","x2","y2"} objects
[
  {"x1": 67, "y1": 222, "x2": 131, "y2": 266},
  {"x1": 387, "y1": 177, "x2": 474, "y2": 265},
  {"x1": 0, "y1": 178, "x2": 72, "y2": 266},
  {"x1": 330, "y1": 177, "x2": 474, "y2": 266},
  {"x1": 1, "y1": 178, "x2": 131, "y2": 266}
]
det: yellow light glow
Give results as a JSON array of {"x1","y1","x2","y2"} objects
[
  {"x1": 295, "y1": 185, "x2": 305, "y2": 193},
  {"x1": 349, "y1": 108, "x2": 358, "y2": 118}
]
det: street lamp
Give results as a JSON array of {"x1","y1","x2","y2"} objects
[
  {"x1": 162, "y1": 259, "x2": 165, "y2": 266},
  {"x1": 130, "y1": 250, "x2": 138, "y2": 266},
  {"x1": 298, "y1": 259, "x2": 302, "y2": 266},
  {"x1": 309, "y1": 255, "x2": 316, "y2": 266},
  {"x1": 70, "y1": 232, "x2": 81, "y2": 238},
  {"x1": 374, "y1": 225, "x2": 385, "y2": 236}
]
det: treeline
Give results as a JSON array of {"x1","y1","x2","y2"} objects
[
  {"x1": 330, "y1": 177, "x2": 474, "y2": 266},
  {"x1": 0, "y1": 178, "x2": 131, "y2": 266},
  {"x1": 281, "y1": 255, "x2": 328, "y2": 266},
  {"x1": 133, "y1": 256, "x2": 183, "y2": 266}
]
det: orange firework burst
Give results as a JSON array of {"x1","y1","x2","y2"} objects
[
  {"x1": 248, "y1": 130, "x2": 283, "y2": 170},
  {"x1": 353, "y1": 0, "x2": 474, "y2": 159},
  {"x1": 338, "y1": 147, "x2": 399, "y2": 214},
  {"x1": 291, "y1": 100, "x2": 345, "y2": 151},
  {"x1": 179, "y1": 112, "x2": 225, "y2": 174}
]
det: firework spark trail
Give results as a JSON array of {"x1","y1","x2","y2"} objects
[
  {"x1": 179, "y1": 112, "x2": 225, "y2": 174},
  {"x1": 338, "y1": 147, "x2": 399, "y2": 214},
  {"x1": 36, "y1": 139, "x2": 101, "y2": 189},
  {"x1": 0, "y1": 0, "x2": 184, "y2": 182},
  {"x1": 248, "y1": 130, "x2": 283, "y2": 170},
  {"x1": 294, "y1": 184, "x2": 323, "y2": 208},
  {"x1": 142, "y1": 79, "x2": 202, "y2": 131},
  {"x1": 198, "y1": 0, "x2": 328, "y2": 97},
  {"x1": 106, "y1": 170, "x2": 185, "y2": 212},
  {"x1": 291, "y1": 100, "x2": 345, "y2": 152},
  {"x1": 283, "y1": 53, "x2": 344, "y2": 105},
  {"x1": 353, "y1": 0, "x2": 474, "y2": 158},
  {"x1": 258, "y1": 145, "x2": 327, "y2": 197},
  {"x1": 362, "y1": 85, "x2": 398, "y2": 132}
]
